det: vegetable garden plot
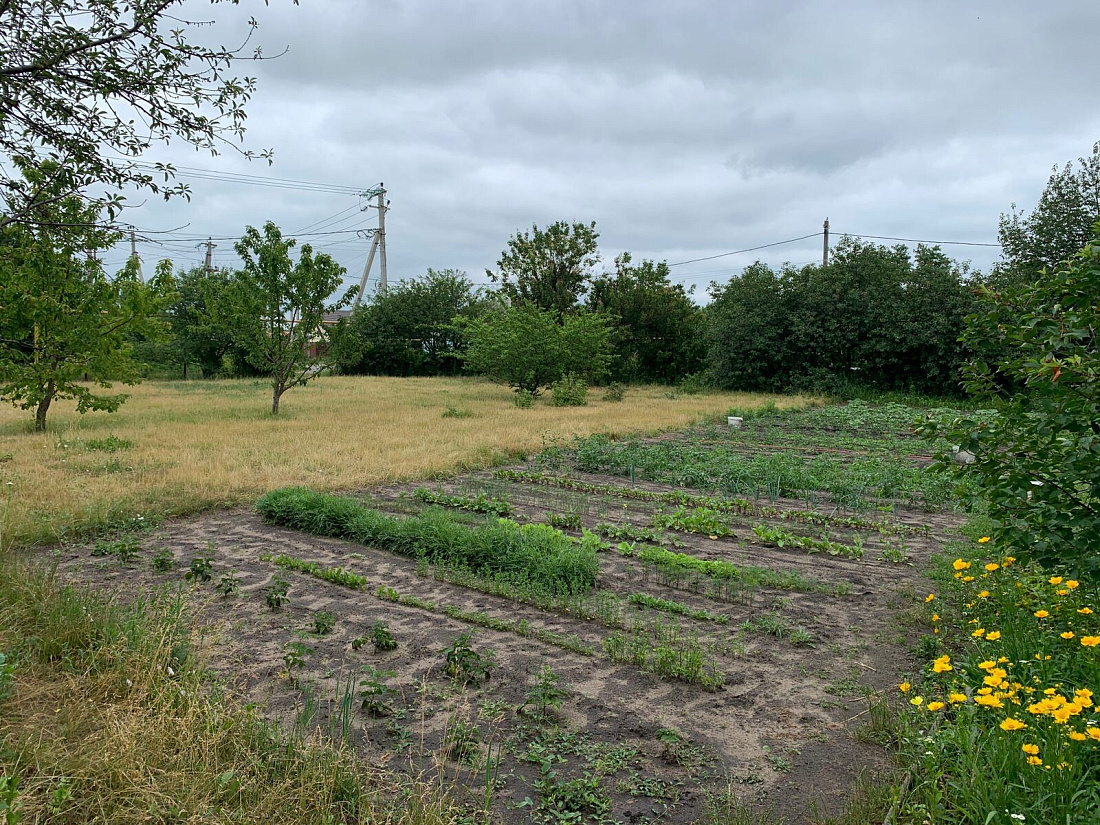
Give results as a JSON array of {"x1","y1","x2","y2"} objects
[{"x1": 44, "y1": 402, "x2": 964, "y2": 824}]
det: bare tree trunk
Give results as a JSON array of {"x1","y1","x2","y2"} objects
[
  {"x1": 271, "y1": 384, "x2": 281, "y2": 416},
  {"x1": 35, "y1": 379, "x2": 55, "y2": 432}
]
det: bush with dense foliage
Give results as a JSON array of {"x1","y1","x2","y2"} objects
[
  {"x1": 707, "y1": 239, "x2": 976, "y2": 396},
  {"x1": 460, "y1": 305, "x2": 610, "y2": 395},
  {"x1": 925, "y1": 226, "x2": 1100, "y2": 575},
  {"x1": 330, "y1": 269, "x2": 487, "y2": 376}
]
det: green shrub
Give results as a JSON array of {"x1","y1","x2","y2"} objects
[
  {"x1": 256, "y1": 488, "x2": 599, "y2": 595},
  {"x1": 513, "y1": 389, "x2": 534, "y2": 408},
  {"x1": 601, "y1": 381, "x2": 626, "y2": 402},
  {"x1": 551, "y1": 373, "x2": 588, "y2": 407}
]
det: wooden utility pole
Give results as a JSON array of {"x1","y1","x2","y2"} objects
[
  {"x1": 822, "y1": 218, "x2": 830, "y2": 267},
  {"x1": 129, "y1": 229, "x2": 144, "y2": 282}
]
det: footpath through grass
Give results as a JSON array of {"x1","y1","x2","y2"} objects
[{"x1": 0, "y1": 376, "x2": 812, "y2": 550}]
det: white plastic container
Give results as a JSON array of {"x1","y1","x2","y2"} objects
[{"x1": 727, "y1": 416, "x2": 744, "y2": 429}]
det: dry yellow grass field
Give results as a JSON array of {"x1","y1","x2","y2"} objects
[{"x1": 0, "y1": 375, "x2": 814, "y2": 549}]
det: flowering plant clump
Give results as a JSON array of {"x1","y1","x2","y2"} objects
[{"x1": 895, "y1": 534, "x2": 1100, "y2": 823}]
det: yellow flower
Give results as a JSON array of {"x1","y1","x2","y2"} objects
[
  {"x1": 925, "y1": 593, "x2": 935, "y2": 603},
  {"x1": 1022, "y1": 743, "x2": 1040, "y2": 755},
  {"x1": 910, "y1": 696, "x2": 923, "y2": 706},
  {"x1": 962, "y1": 576, "x2": 975, "y2": 582},
  {"x1": 932, "y1": 655, "x2": 953, "y2": 673},
  {"x1": 1004, "y1": 556, "x2": 1016, "y2": 564},
  {"x1": 1049, "y1": 576, "x2": 1063, "y2": 585},
  {"x1": 1080, "y1": 636, "x2": 1100, "y2": 647},
  {"x1": 978, "y1": 590, "x2": 990, "y2": 598},
  {"x1": 985, "y1": 563, "x2": 1000, "y2": 572},
  {"x1": 975, "y1": 694, "x2": 1003, "y2": 708},
  {"x1": 1026, "y1": 756, "x2": 1043, "y2": 766},
  {"x1": 1066, "y1": 580, "x2": 1079, "y2": 589},
  {"x1": 978, "y1": 536, "x2": 991, "y2": 543},
  {"x1": 1062, "y1": 631, "x2": 1076, "y2": 640},
  {"x1": 1034, "y1": 610, "x2": 1050, "y2": 619},
  {"x1": 978, "y1": 660, "x2": 996, "y2": 670},
  {"x1": 1000, "y1": 717, "x2": 1027, "y2": 731},
  {"x1": 953, "y1": 558, "x2": 971, "y2": 570},
  {"x1": 1069, "y1": 730, "x2": 1087, "y2": 741},
  {"x1": 985, "y1": 630, "x2": 1001, "y2": 641},
  {"x1": 1057, "y1": 589, "x2": 1069, "y2": 596},
  {"x1": 1075, "y1": 688, "x2": 1093, "y2": 700},
  {"x1": 927, "y1": 701, "x2": 945, "y2": 711},
  {"x1": 898, "y1": 682, "x2": 911, "y2": 693},
  {"x1": 1086, "y1": 727, "x2": 1100, "y2": 741},
  {"x1": 972, "y1": 627, "x2": 986, "y2": 638},
  {"x1": 931, "y1": 613, "x2": 940, "y2": 622},
  {"x1": 1078, "y1": 607, "x2": 1093, "y2": 615},
  {"x1": 949, "y1": 693, "x2": 968, "y2": 703}
]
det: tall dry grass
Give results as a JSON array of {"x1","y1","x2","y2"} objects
[
  {"x1": 0, "y1": 375, "x2": 813, "y2": 548},
  {"x1": 0, "y1": 552, "x2": 466, "y2": 824}
]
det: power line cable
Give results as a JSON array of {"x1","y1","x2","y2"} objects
[
  {"x1": 667, "y1": 233, "x2": 823, "y2": 266},
  {"x1": 837, "y1": 231, "x2": 1001, "y2": 248}
]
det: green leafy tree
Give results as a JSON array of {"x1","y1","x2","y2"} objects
[
  {"x1": 996, "y1": 142, "x2": 1100, "y2": 286},
  {"x1": 331, "y1": 269, "x2": 487, "y2": 376},
  {"x1": 461, "y1": 305, "x2": 610, "y2": 395},
  {"x1": 0, "y1": 170, "x2": 170, "y2": 430},
  {"x1": 488, "y1": 221, "x2": 599, "y2": 315},
  {"x1": 222, "y1": 222, "x2": 352, "y2": 415},
  {"x1": 925, "y1": 225, "x2": 1100, "y2": 575},
  {"x1": 588, "y1": 253, "x2": 706, "y2": 383},
  {"x1": 0, "y1": 0, "x2": 291, "y2": 227},
  {"x1": 706, "y1": 261, "x2": 794, "y2": 392}
]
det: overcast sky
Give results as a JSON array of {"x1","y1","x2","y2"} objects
[{"x1": 113, "y1": 0, "x2": 1100, "y2": 300}]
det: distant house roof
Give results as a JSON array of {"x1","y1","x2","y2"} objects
[{"x1": 322, "y1": 310, "x2": 353, "y2": 325}]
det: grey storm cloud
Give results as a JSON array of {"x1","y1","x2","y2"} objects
[{"x1": 118, "y1": 0, "x2": 1100, "y2": 293}]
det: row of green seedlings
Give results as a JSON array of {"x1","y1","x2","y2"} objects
[
  {"x1": 603, "y1": 615, "x2": 726, "y2": 690},
  {"x1": 412, "y1": 487, "x2": 513, "y2": 517},
  {"x1": 256, "y1": 488, "x2": 599, "y2": 596},
  {"x1": 259, "y1": 550, "x2": 594, "y2": 657},
  {"x1": 619, "y1": 542, "x2": 847, "y2": 599},
  {"x1": 415, "y1": 562, "x2": 744, "y2": 680},
  {"x1": 92, "y1": 538, "x2": 248, "y2": 596},
  {"x1": 375, "y1": 584, "x2": 595, "y2": 657},
  {"x1": 495, "y1": 469, "x2": 928, "y2": 536},
  {"x1": 564, "y1": 432, "x2": 954, "y2": 511},
  {"x1": 648, "y1": 505, "x2": 870, "y2": 560}
]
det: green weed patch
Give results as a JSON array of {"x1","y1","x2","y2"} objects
[{"x1": 256, "y1": 488, "x2": 598, "y2": 595}]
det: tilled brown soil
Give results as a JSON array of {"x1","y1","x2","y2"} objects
[{"x1": 47, "y1": 466, "x2": 960, "y2": 824}]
